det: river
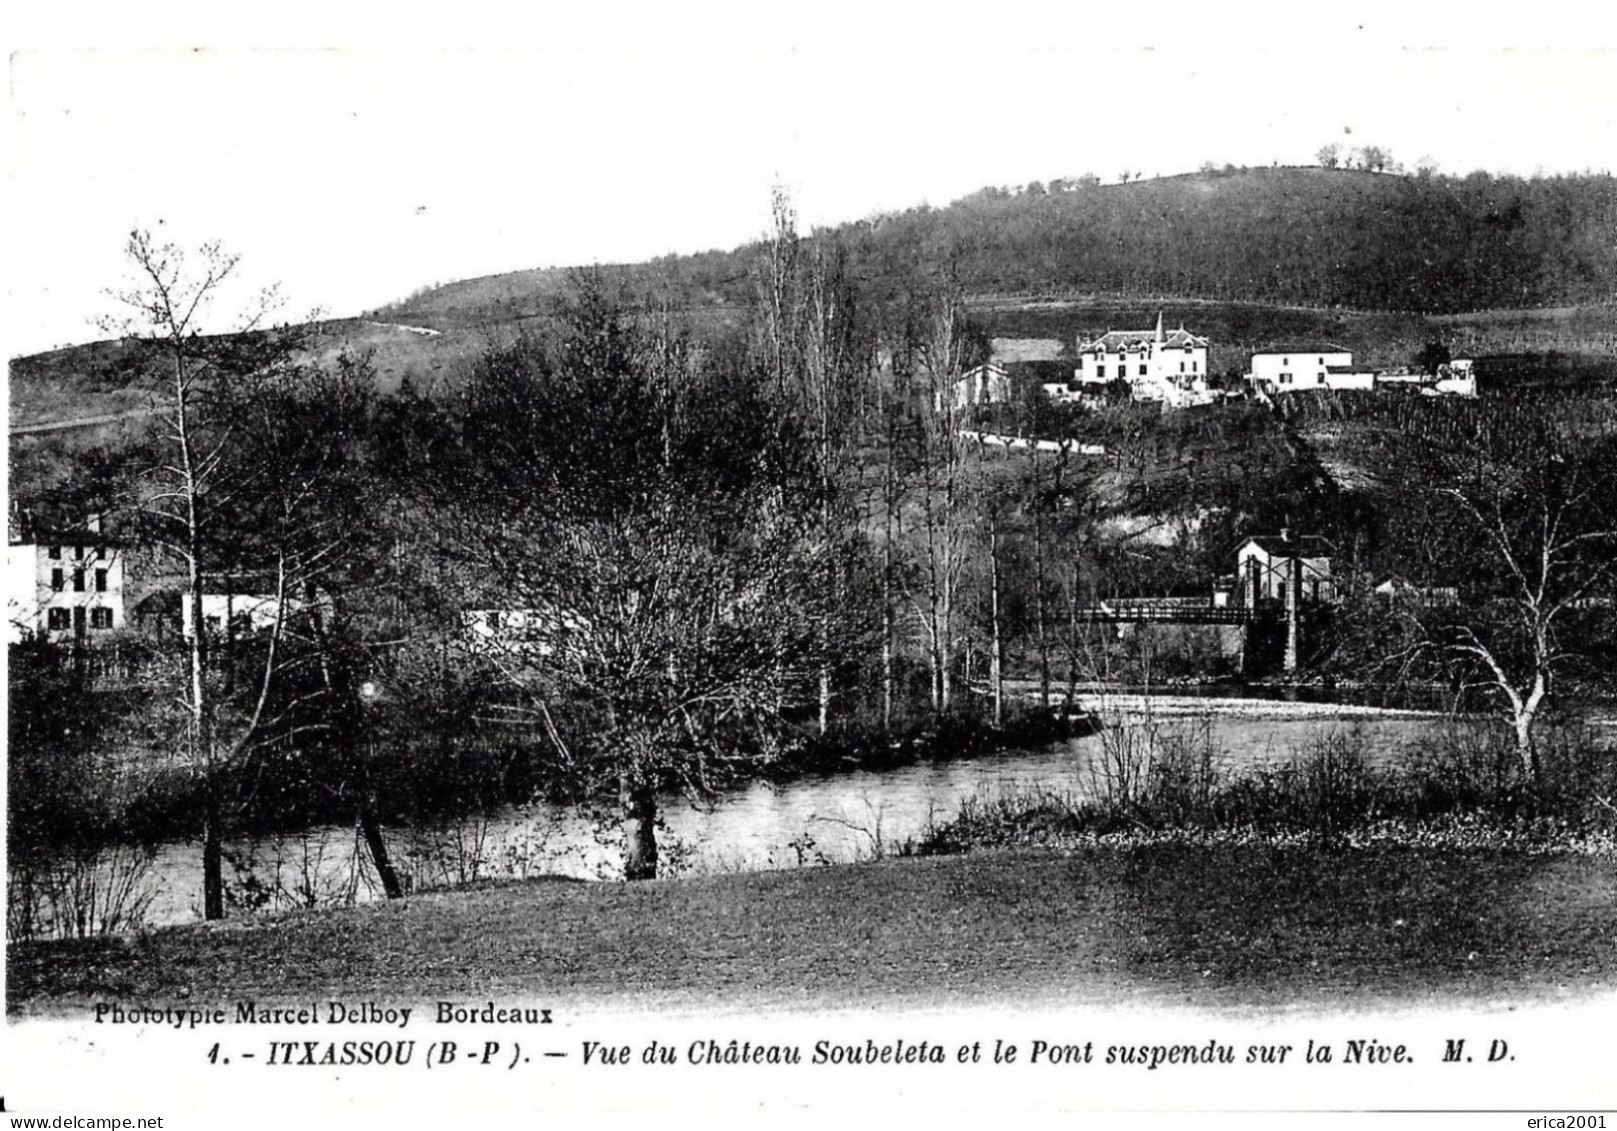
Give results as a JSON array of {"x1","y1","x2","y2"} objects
[{"x1": 112, "y1": 697, "x2": 1472, "y2": 930}]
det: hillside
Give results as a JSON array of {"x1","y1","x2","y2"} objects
[
  {"x1": 11, "y1": 166, "x2": 1614, "y2": 548},
  {"x1": 13, "y1": 167, "x2": 1614, "y2": 431},
  {"x1": 376, "y1": 167, "x2": 1617, "y2": 330}
]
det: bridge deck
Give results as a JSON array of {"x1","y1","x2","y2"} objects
[{"x1": 1073, "y1": 603, "x2": 1264, "y2": 625}]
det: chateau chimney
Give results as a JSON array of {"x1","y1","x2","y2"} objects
[
  {"x1": 87, "y1": 511, "x2": 103, "y2": 534},
  {"x1": 1279, "y1": 526, "x2": 1291, "y2": 544}
]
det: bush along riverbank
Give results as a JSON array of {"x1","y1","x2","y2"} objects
[
  {"x1": 4, "y1": 697, "x2": 1090, "y2": 942},
  {"x1": 765, "y1": 701, "x2": 1097, "y2": 779},
  {"x1": 904, "y1": 717, "x2": 1617, "y2": 857}
]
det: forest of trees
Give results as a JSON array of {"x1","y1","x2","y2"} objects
[{"x1": 9, "y1": 196, "x2": 1617, "y2": 938}]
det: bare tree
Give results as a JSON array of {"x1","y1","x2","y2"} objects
[
  {"x1": 800, "y1": 235, "x2": 866, "y2": 734},
  {"x1": 106, "y1": 230, "x2": 378, "y2": 917},
  {"x1": 446, "y1": 278, "x2": 822, "y2": 879},
  {"x1": 1372, "y1": 407, "x2": 1617, "y2": 778},
  {"x1": 106, "y1": 231, "x2": 291, "y2": 919},
  {"x1": 1438, "y1": 432, "x2": 1616, "y2": 774},
  {"x1": 905, "y1": 286, "x2": 974, "y2": 716}
]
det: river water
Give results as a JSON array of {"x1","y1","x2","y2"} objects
[{"x1": 118, "y1": 698, "x2": 1471, "y2": 929}]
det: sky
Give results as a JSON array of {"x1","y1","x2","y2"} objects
[{"x1": 6, "y1": 7, "x2": 1617, "y2": 358}]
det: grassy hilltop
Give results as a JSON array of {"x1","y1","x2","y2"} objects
[
  {"x1": 13, "y1": 166, "x2": 1615, "y2": 428},
  {"x1": 8, "y1": 164, "x2": 1615, "y2": 627}
]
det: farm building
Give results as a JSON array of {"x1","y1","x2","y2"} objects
[
  {"x1": 131, "y1": 573, "x2": 328, "y2": 640},
  {"x1": 1235, "y1": 532, "x2": 1336, "y2": 608},
  {"x1": 1246, "y1": 346, "x2": 1376, "y2": 394},
  {"x1": 937, "y1": 362, "x2": 1014, "y2": 411},
  {"x1": 4, "y1": 510, "x2": 127, "y2": 644},
  {"x1": 1374, "y1": 577, "x2": 1460, "y2": 607}
]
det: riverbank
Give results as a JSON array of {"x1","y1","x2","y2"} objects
[
  {"x1": 11, "y1": 844, "x2": 1614, "y2": 1016},
  {"x1": 1068, "y1": 692, "x2": 1452, "y2": 721}
]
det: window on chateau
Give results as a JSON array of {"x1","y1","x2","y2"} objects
[
  {"x1": 1138, "y1": 364, "x2": 1147, "y2": 376},
  {"x1": 91, "y1": 607, "x2": 113, "y2": 630},
  {"x1": 51, "y1": 568, "x2": 64, "y2": 591},
  {"x1": 47, "y1": 608, "x2": 71, "y2": 631},
  {"x1": 96, "y1": 569, "x2": 108, "y2": 592},
  {"x1": 73, "y1": 569, "x2": 86, "y2": 592},
  {"x1": 48, "y1": 545, "x2": 61, "y2": 560}
]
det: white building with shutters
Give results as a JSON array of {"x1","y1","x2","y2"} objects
[{"x1": 4, "y1": 511, "x2": 127, "y2": 643}]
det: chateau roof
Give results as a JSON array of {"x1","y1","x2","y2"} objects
[
  {"x1": 1240, "y1": 534, "x2": 1332, "y2": 558},
  {"x1": 1078, "y1": 328, "x2": 1208, "y2": 353}
]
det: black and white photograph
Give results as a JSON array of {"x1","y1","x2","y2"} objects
[{"x1": 4, "y1": 9, "x2": 1615, "y2": 1124}]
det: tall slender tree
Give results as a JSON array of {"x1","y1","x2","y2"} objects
[{"x1": 107, "y1": 230, "x2": 334, "y2": 918}]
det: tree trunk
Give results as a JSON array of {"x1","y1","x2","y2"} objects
[
  {"x1": 1514, "y1": 667, "x2": 1548, "y2": 784},
  {"x1": 881, "y1": 437, "x2": 896, "y2": 736},
  {"x1": 180, "y1": 367, "x2": 225, "y2": 921},
  {"x1": 818, "y1": 666, "x2": 831, "y2": 736},
  {"x1": 1513, "y1": 711, "x2": 1538, "y2": 782},
  {"x1": 1032, "y1": 446, "x2": 1050, "y2": 710},
  {"x1": 360, "y1": 799, "x2": 404, "y2": 899},
  {"x1": 1284, "y1": 551, "x2": 1301, "y2": 675},
  {"x1": 1065, "y1": 558, "x2": 1083, "y2": 709},
  {"x1": 202, "y1": 786, "x2": 224, "y2": 921},
  {"x1": 817, "y1": 479, "x2": 834, "y2": 736},
  {"x1": 880, "y1": 527, "x2": 894, "y2": 733},
  {"x1": 620, "y1": 770, "x2": 658, "y2": 881},
  {"x1": 989, "y1": 509, "x2": 1004, "y2": 729}
]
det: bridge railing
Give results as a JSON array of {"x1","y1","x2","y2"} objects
[{"x1": 1073, "y1": 599, "x2": 1261, "y2": 625}]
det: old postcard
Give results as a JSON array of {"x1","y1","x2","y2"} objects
[{"x1": 5, "y1": 8, "x2": 1615, "y2": 1125}]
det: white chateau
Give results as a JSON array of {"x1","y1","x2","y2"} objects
[{"x1": 1075, "y1": 315, "x2": 1212, "y2": 406}]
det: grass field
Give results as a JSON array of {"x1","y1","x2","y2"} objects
[{"x1": 10, "y1": 846, "x2": 1613, "y2": 1017}]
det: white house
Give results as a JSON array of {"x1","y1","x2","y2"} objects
[
  {"x1": 1075, "y1": 315, "x2": 1211, "y2": 405},
  {"x1": 4, "y1": 511, "x2": 127, "y2": 644},
  {"x1": 186, "y1": 591, "x2": 294, "y2": 639},
  {"x1": 1428, "y1": 359, "x2": 1478, "y2": 398},
  {"x1": 1246, "y1": 346, "x2": 1376, "y2": 394},
  {"x1": 959, "y1": 431, "x2": 1107, "y2": 456},
  {"x1": 461, "y1": 608, "x2": 559, "y2": 658},
  {"x1": 166, "y1": 573, "x2": 327, "y2": 640},
  {"x1": 937, "y1": 362, "x2": 1014, "y2": 411},
  {"x1": 461, "y1": 606, "x2": 591, "y2": 660},
  {"x1": 1234, "y1": 532, "x2": 1336, "y2": 608},
  {"x1": 1374, "y1": 577, "x2": 1459, "y2": 607}
]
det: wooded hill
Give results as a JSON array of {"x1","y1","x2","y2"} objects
[{"x1": 377, "y1": 167, "x2": 1617, "y2": 329}]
